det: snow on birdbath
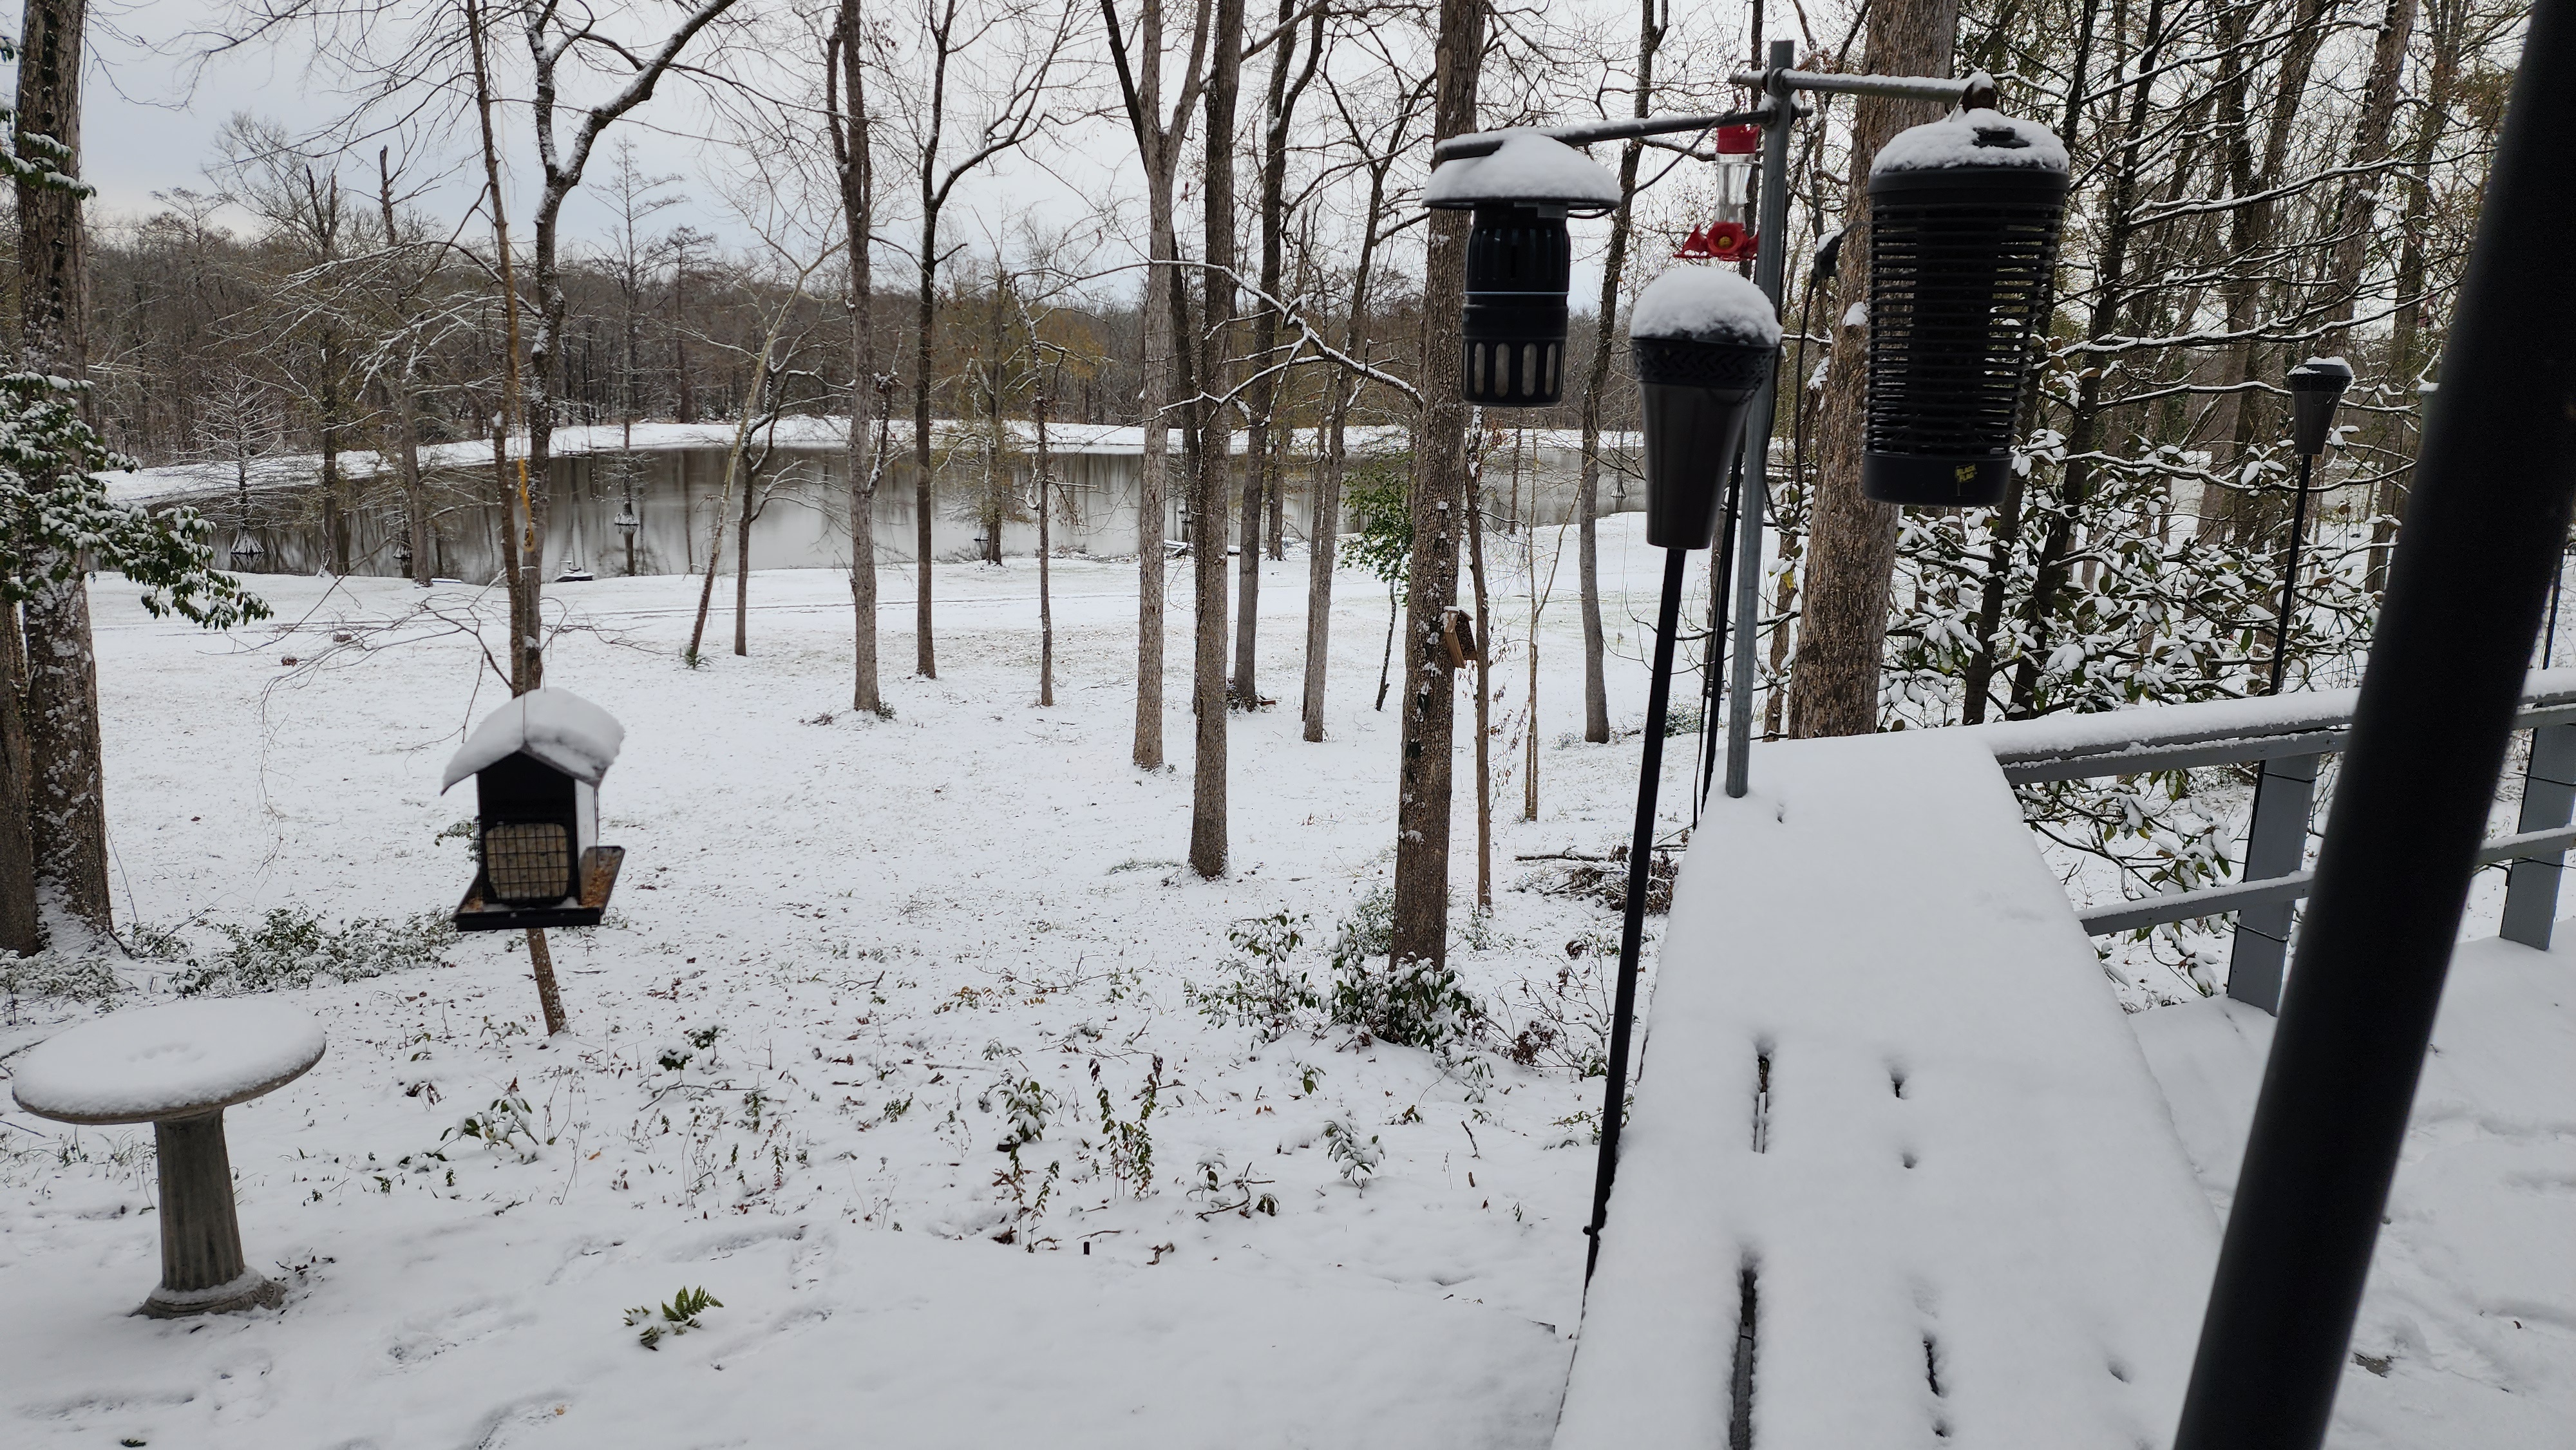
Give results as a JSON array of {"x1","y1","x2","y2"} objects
[{"x1": 12, "y1": 999, "x2": 327, "y2": 1316}]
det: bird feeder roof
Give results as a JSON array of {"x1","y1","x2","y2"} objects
[
  {"x1": 1425, "y1": 131, "x2": 1623, "y2": 211},
  {"x1": 2289, "y1": 355, "x2": 2355, "y2": 383},
  {"x1": 1871, "y1": 108, "x2": 2069, "y2": 178},
  {"x1": 11, "y1": 999, "x2": 327, "y2": 1125},
  {"x1": 441, "y1": 687, "x2": 627, "y2": 792},
  {"x1": 1631, "y1": 265, "x2": 1783, "y2": 348}
]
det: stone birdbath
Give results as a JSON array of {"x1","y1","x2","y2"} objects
[{"x1": 11, "y1": 999, "x2": 326, "y2": 1316}]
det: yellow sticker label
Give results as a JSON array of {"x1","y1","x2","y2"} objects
[{"x1": 1955, "y1": 464, "x2": 1980, "y2": 484}]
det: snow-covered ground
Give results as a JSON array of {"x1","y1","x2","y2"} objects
[
  {"x1": 0, "y1": 514, "x2": 2566, "y2": 1445},
  {"x1": 1, "y1": 520, "x2": 1696, "y2": 1447}
]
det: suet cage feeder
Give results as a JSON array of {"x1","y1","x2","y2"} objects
[
  {"x1": 1426, "y1": 132, "x2": 1623, "y2": 408},
  {"x1": 442, "y1": 688, "x2": 628, "y2": 932},
  {"x1": 1629, "y1": 267, "x2": 1783, "y2": 550},
  {"x1": 1861, "y1": 110, "x2": 2070, "y2": 507}
]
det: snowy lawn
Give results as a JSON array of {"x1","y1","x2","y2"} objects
[{"x1": 1, "y1": 520, "x2": 1701, "y2": 1447}]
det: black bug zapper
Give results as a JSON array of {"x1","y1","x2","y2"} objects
[
  {"x1": 1425, "y1": 132, "x2": 1622, "y2": 407},
  {"x1": 1861, "y1": 109, "x2": 2070, "y2": 507}
]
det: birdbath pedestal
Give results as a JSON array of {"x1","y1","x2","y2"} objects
[{"x1": 11, "y1": 999, "x2": 327, "y2": 1317}]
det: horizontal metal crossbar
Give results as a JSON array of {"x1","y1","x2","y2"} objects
[
  {"x1": 1982, "y1": 673, "x2": 2576, "y2": 784},
  {"x1": 2076, "y1": 824, "x2": 2576, "y2": 936},
  {"x1": 1432, "y1": 106, "x2": 1775, "y2": 162}
]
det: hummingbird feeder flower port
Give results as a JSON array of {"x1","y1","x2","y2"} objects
[{"x1": 442, "y1": 687, "x2": 629, "y2": 931}]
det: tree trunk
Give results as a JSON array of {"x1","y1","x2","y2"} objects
[
  {"x1": 0, "y1": 607, "x2": 33, "y2": 956},
  {"x1": 2316, "y1": 0, "x2": 2418, "y2": 360},
  {"x1": 15, "y1": 0, "x2": 112, "y2": 948},
  {"x1": 914, "y1": 231, "x2": 940, "y2": 677},
  {"x1": 1300, "y1": 149, "x2": 1391, "y2": 742},
  {"x1": 829, "y1": 0, "x2": 883, "y2": 714},
  {"x1": 2372, "y1": 0, "x2": 2461, "y2": 593},
  {"x1": 1190, "y1": 0, "x2": 1245, "y2": 878},
  {"x1": 1575, "y1": 0, "x2": 1661, "y2": 745},
  {"x1": 1387, "y1": 0, "x2": 1481, "y2": 971},
  {"x1": 1037, "y1": 395, "x2": 1056, "y2": 706},
  {"x1": 1785, "y1": 0, "x2": 1958, "y2": 739},
  {"x1": 733, "y1": 463, "x2": 755, "y2": 655}
]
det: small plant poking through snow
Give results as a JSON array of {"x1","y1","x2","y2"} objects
[
  {"x1": 1323, "y1": 1120, "x2": 1381, "y2": 1190},
  {"x1": 445, "y1": 1093, "x2": 546, "y2": 1162},
  {"x1": 1325, "y1": 890, "x2": 1484, "y2": 1050},
  {"x1": 1186, "y1": 912, "x2": 1320, "y2": 1044},
  {"x1": 625, "y1": 1286, "x2": 723, "y2": 1349},
  {"x1": 1093, "y1": 1055, "x2": 1162, "y2": 1197}
]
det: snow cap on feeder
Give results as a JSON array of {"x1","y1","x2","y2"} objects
[
  {"x1": 2287, "y1": 355, "x2": 2354, "y2": 457},
  {"x1": 1629, "y1": 265, "x2": 1781, "y2": 550},
  {"x1": 1426, "y1": 131, "x2": 1622, "y2": 408},
  {"x1": 441, "y1": 688, "x2": 628, "y2": 931},
  {"x1": 1861, "y1": 107, "x2": 2070, "y2": 507}
]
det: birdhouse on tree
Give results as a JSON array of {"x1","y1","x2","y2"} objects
[{"x1": 442, "y1": 688, "x2": 629, "y2": 931}]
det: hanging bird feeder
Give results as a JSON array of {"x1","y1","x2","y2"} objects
[
  {"x1": 612, "y1": 503, "x2": 641, "y2": 533},
  {"x1": 1629, "y1": 265, "x2": 1782, "y2": 549},
  {"x1": 1861, "y1": 108, "x2": 2070, "y2": 507},
  {"x1": 442, "y1": 688, "x2": 628, "y2": 931},
  {"x1": 1426, "y1": 131, "x2": 1623, "y2": 407}
]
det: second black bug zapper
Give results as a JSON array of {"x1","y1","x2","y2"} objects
[{"x1": 1861, "y1": 109, "x2": 2070, "y2": 507}]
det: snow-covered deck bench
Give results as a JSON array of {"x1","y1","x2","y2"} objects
[
  {"x1": 12, "y1": 999, "x2": 325, "y2": 1316},
  {"x1": 1555, "y1": 730, "x2": 2218, "y2": 1448}
]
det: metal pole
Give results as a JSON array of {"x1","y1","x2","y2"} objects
[
  {"x1": 1699, "y1": 460, "x2": 1743, "y2": 809},
  {"x1": 2266, "y1": 450, "x2": 2316, "y2": 694},
  {"x1": 1584, "y1": 545, "x2": 1691, "y2": 1279},
  {"x1": 2172, "y1": 3, "x2": 2576, "y2": 1444},
  {"x1": 1723, "y1": 39, "x2": 1797, "y2": 800}
]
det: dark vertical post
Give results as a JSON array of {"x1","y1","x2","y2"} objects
[
  {"x1": 2499, "y1": 721, "x2": 2576, "y2": 949},
  {"x1": 1723, "y1": 39, "x2": 1797, "y2": 800},
  {"x1": 1584, "y1": 545, "x2": 1690, "y2": 1278},
  {"x1": 2172, "y1": 5, "x2": 2576, "y2": 1445},
  {"x1": 2225, "y1": 752, "x2": 2320, "y2": 1012},
  {"x1": 2266, "y1": 451, "x2": 2316, "y2": 694}
]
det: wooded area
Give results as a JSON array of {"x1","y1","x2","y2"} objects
[{"x1": 0, "y1": 0, "x2": 2532, "y2": 973}]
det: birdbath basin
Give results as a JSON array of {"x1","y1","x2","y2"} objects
[{"x1": 11, "y1": 999, "x2": 326, "y2": 1316}]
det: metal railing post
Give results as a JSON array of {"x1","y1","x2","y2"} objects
[
  {"x1": 2226, "y1": 753, "x2": 2320, "y2": 1012},
  {"x1": 2500, "y1": 722, "x2": 2576, "y2": 948},
  {"x1": 1721, "y1": 39, "x2": 1797, "y2": 800}
]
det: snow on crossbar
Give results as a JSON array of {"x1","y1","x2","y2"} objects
[{"x1": 1555, "y1": 730, "x2": 2217, "y2": 1449}]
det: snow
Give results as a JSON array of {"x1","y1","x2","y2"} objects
[
  {"x1": 440, "y1": 686, "x2": 628, "y2": 791},
  {"x1": 1628, "y1": 267, "x2": 1782, "y2": 347},
  {"x1": 2132, "y1": 930, "x2": 2576, "y2": 1443},
  {"x1": 0, "y1": 514, "x2": 2564, "y2": 1443},
  {"x1": 1974, "y1": 668, "x2": 2576, "y2": 775},
  {"x1": 1559, "y1": 729, "x2": 2216, "y2": 1448},
  {"x1": 0, "y1": 518, "x2": 1713, "y2": 1447},
  {"x1": 1870, "y1": 108, "x2": 2069, "y2": 177},
  {"x1": 11, "y1": 999, "x2": 326, "y2": 1124},
  {"x1": 1425, "y1": 131, "x2": 1623, "y2": 210}
]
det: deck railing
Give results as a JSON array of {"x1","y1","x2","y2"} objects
[{"x1": 1969, "y1": 669, "x2": 2576, "y2": 1012}]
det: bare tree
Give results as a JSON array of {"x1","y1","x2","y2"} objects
[
  {"x1": 1188, "y1": 0, "x2": 1247, "y2": 876},
  {"x1": 1387, "y1": 0, "x2": 1481, "y2": 970},
  {"x1": 1574, "y1": 0, "x2": 1665, "y2": 744},
  {"x1": 1229, "y1": 0, "x2": 1324, "y2": 704},
  {"x1": 1101, "y1": 0, "x2": 1215, "y2": 769},
  {"x1": 826, "y1": 0, "x2": 888, "y2": 713},
  {"x1": 1786, "y1": 0, "x2": 1957, "y2": 738},
  {"x1": 886, "y1": 0, "x2": 1077, "y2": 679}
]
